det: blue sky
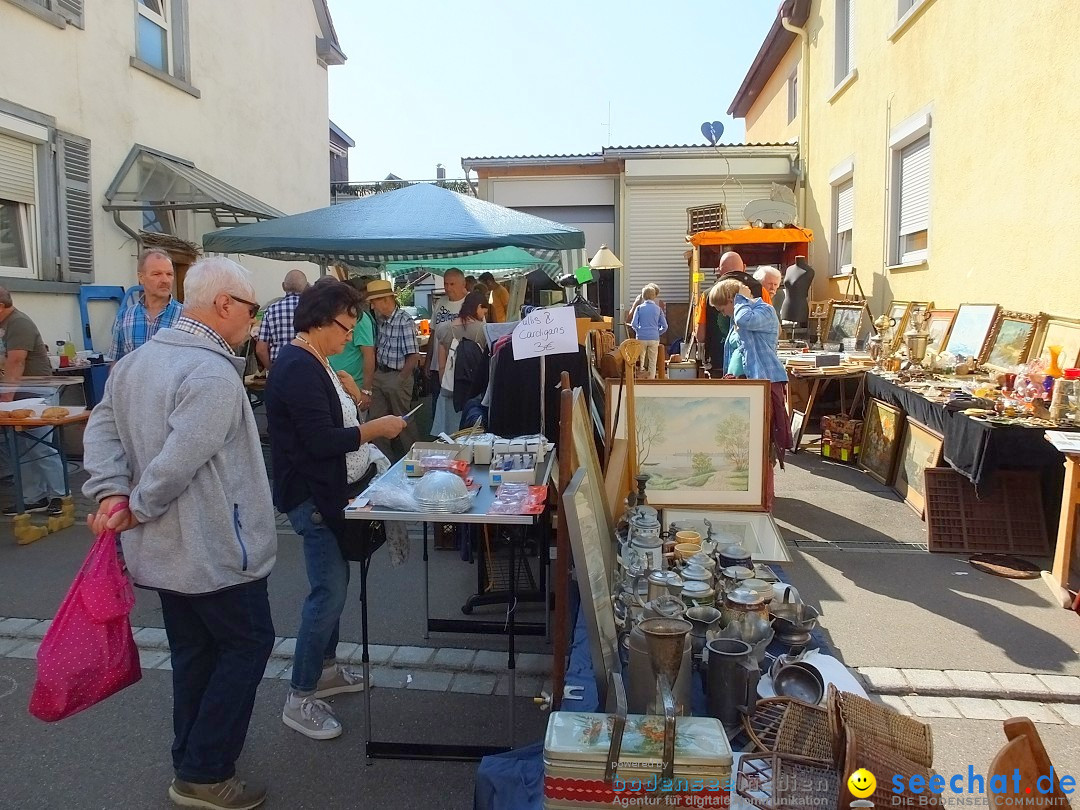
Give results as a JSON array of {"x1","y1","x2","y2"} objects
[{"x1": 326, "y1": 1, "x2": 778, "y2": 181}]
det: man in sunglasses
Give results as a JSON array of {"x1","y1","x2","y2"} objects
[
  {"x1": 84, "y1": 256, "x2": 277, "y2": 808},
  {"x1": 255, "y1": 268, "x2": 310, "y2": 370}
]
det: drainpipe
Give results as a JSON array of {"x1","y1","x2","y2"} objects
[{"x1": 781, "y1": 11, "x2": 810, "y2": 230}]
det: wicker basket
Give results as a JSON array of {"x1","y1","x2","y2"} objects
[
  {"x1": 828, "y1": 685, "x2": 933, "y2": 768},
  {"x1": 737, "y1": 752, "x2": 840, "y2": 810},
  {"x1": 743, "y1": 697, "x2": 834, "y2": 765},
  {"x1": 840, "y1": 734, "x2": 942, "y2": 808}
]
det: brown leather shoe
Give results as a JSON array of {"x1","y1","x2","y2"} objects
[{"x1": 169, "y1": 776, "x2": 267, "y2": 810}]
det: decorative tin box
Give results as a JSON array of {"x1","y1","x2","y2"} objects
[{"x1": 543, "y1": 711, "x2": 732, "y2": 809}]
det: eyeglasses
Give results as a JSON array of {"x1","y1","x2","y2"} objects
[
  {"x1": 333, "y1": 318, "x2": 355, "y2": 337},
  {"x1": 228, "y1": 294, "x2": 259, "y2": 318}
]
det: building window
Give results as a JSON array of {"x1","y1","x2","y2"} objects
[
  {"x1": 833, "y1": 178, "x2": 854, "y2": 276},
  {"x1": 898, "y1": 0, "x2": 916, "y2": 16},
  {"x1": 136, "y1": 0, "x2": 171, "y2": 72},
  {"x1": 835, "y1": 0, "x2": 855, "y2": 85},
  {"x1": 787, "y1": 69, "x2": 798, "y2": 124},
  {"x1": 894, "y1": 133, "x2": 931, "y2": 264},
  {"x1": 4, "y1": 0, "x2": 84, "y2": 29},
  {"x1": 0, "y1": 130, "x2": 41, "y2": 279},
  {"x1": 0, "y1": 105, "x2": 94, "y2": 283}
]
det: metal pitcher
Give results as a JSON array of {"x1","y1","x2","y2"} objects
[{"x1": 705, "y1": 638, "x2": 760, "y2": 727}]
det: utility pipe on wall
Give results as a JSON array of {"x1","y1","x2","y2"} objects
[{"x1": 781, "y1": 11, "x2": 810, "y2": 249}]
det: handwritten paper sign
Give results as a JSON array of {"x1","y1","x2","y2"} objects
[{"x1": 511, "y1": 306, "x2": 578, "y2": 360}]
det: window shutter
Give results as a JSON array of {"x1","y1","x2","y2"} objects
[
  {"x1": 836, "y1": 179, "x2": 854, "y2": 233},
  {"x1": 898, "y1": 134, "x2": 930, "y2": 236},
  {"x1": 56, "y1": 0, "x2": 84, "y2": 28},
  {"x1": 56, "y1": 130, "x2": 94, "y2": 280},
  {"x1": 0, "y1": 132, "x2": 37, "y2": 205}
]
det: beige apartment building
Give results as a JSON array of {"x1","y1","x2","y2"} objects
[
  {"x1": 0, "y1": 0, "x2": 343, "y2": 347},
  {"x1": 730, "y1": 0, "x2": 1080, "y2": 315}
]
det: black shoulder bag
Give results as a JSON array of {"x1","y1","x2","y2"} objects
[{"x1": 338, "y1": 463, "x2": 387, "y2": 562}]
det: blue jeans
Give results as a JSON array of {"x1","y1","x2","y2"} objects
[
  {"x1": 287, "y1": 498, "x2": 350, "y2": 693},
  {"x1": 158, "y1": 577, "x2": 275, "y2": 784},
  {"x1": 0, "y1": 390, "x2": 66, "y2": 502}
]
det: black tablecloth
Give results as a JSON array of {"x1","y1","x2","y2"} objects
[{"x1": 865, "y1": 372, "x2": 1067, "y2": 494}]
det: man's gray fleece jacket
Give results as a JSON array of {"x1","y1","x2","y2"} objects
[{"x1": 83, "y1": 328, "x2": 276, "y2": 595}]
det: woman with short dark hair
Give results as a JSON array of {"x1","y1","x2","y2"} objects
[{"x1": 265, "y1": 279, "x2": 406, "y2": 741}]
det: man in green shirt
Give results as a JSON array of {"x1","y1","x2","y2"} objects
[
  {"x1": 328, "y1": 277, "x2": 377, "y2": 413},
  {"x1": 0, "y1": 287, "x2": 66, "y2": 515}
]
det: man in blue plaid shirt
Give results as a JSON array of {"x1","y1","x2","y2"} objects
[
  {"x1": 255, "y1": 269, "x2": 310, "y2": 369},
  {"x1": 109, "y1": 249, "x2": 183, "y2": 361}
]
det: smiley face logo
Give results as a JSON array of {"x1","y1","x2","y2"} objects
[{"x1": 848, "y1": 768, "x2": 876, "y2": 798}]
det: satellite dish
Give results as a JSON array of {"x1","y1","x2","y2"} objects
[{"x1": 700, "y1": 121, "x2": 725, "y2": 145}]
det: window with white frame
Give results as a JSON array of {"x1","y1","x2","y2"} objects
[
  {"x1": 787, "y1": 68, "x2": 798, "y2": 124},
  {"x1": 898, "y1": 0, "x2": 916, "y2": 17},
  {"x1": 137, "y1": 0, "x2": 172, "y2": 73},
  {"x1": 833, "y1": 178, "x2": 854, "y2": 276},
  {"x1": 0, "y1": 131, "x2": 41, "y2": 279},
  {"x1": 894, "y1": 133, "x2": 931, "y2": 264},
  {"x1": 4, "y1": 0, "x2": 84, "y2": 29},
  {"x1": 835, "y1": 0, "x2": 855, "y2": 86},
  {"x1": 0, "y1": 105, "x2": 94, "y2": 283},
  {"x1": 133, "y1": 0, "x2": 193, "y2": 90}
]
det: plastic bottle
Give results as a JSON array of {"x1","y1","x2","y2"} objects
[{"x1": 63, "y1": 341, "x2": 77, "y2": 364}]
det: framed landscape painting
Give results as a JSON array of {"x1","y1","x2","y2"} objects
[
  {"x1": 892, "y1": 419, "x2": 944, "y2": 517},
  {"x1": 925, "y1": 309, "x2": 957, "y2": 351},
  {"x1": 942, "y1": 304, "x2": 999, "y2": 360},
  {"x1": 824, "y1": 302, "x2": 868, "y2": 346},
  {"x1": 610, "y1": 380, "x2": 770, "y2": 510},
  {"x1": 859, "y1": 399, "x2": 904, "y2": 485},
  {"x1": 982, "y1": 310, "x2": 1039, "y2": 371}
]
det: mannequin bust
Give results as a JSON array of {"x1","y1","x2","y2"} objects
[{"x1": 780, "y1": 257, "x2": 815, "y2": 326}]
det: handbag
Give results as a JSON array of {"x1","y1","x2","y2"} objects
[
  {"x1": 29, "y1": 515, "x2": 141, "y2": 722},
  {"x1": 440, "y1": 331, "x2": 461, "y2": 394},
  {"x1": 338, "y1": 463, "x2": 387, "y2": 562}
]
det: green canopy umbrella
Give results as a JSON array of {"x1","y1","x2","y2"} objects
[{"x1": 384, "y1": 245, "x2": 560, "y2": 280}]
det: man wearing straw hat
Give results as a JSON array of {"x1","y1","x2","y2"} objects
[{"x1": 365, "y1": 280, "x2": 420, "y2": 459}]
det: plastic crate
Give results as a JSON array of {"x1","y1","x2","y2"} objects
[
  {"x1": 687, "y1": 203, "x2": 727, "y2": 234},
  {"x1": 924, "y1": 468, "x2": 1049, "y2": 555},
  {"x1": 821, "y1": 441, "x2": 860, "y2": 463}
]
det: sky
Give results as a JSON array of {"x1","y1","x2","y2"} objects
[{"x1": 326, "y1": 0, "x2": 778, "y2": 181}]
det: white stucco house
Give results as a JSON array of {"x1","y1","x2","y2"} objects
[{"x1": 0, "y1": 0, "x2": 344, "y2": 350}]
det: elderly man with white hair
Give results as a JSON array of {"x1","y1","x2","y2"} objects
[{"x1": 83, "y1": 256, "x2": 276, "y2": 809}]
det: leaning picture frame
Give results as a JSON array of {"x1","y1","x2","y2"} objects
[
  {"x1": 981, "y1": 310, "x2": 1041, "y2": 371},
  {"x1": 662, "y1": 508, "x2": 791, "y2": 562},
  {"x1": 1030, "y1": 314, "x2": 1080, "y2": 369},
  {"x1": 608, "y1": 379, "x2": 771, "y2": 510},
  {"x1": 941, "y1": 304, "x2": 1000, "y2": 360},
  {"x1": 572, "y1": 389, "x2": 615, "y2": 589},
  {"x1": 824, "y1": 302, "x2": 869, "y2": 347},
  {"x1": 563, "y1": 467, "x2": 621, "y2": 711},
  {"x1": 892, "y1": 419, "x2": 944, "y2": 518},
  {"x1": 858, "y1": 399, "x2": 905, "y2": 485},
  {"x1": 924, "y1": 309, "x2": 957, "y2": 352}
]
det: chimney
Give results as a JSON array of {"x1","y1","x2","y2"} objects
[{"x1": 436, "y1": 163, "x2": 446, "y2": 180}]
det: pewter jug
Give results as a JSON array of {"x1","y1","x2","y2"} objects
[{"x1": 705, "y1": 638, "x2": 760, "y2": 727}]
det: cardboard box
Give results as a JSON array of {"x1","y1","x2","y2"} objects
[{"x1": 489, "y1": 453, "x2": 540, "y2": 486}]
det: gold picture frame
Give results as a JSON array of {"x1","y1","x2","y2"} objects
[
  {"x1": 886, "y1": 301, "x2": 934, "y2": 350},
  {"x1": 858, "y1": 399, "x2": 905, "y2": 486},
  {"x1": 824, "y1": 301, "x2": 868, "y2": 348},
  {"x1": 981, "y1": 310, "x2": 1041, "y2": 371},
  {"x1": 892, "y1": 419, "x2": 944, "y2": 518},
  {"x1": 1031, "y1": 314, "x2": 1080, "y2": 370}
]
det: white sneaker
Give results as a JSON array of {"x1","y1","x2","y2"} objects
[
  {"x1": 313, "y1": 664, "x2": 369, "y2": 698},
  {"x1": 281, "y1": 695, "x2": 342, "y2": 740}
]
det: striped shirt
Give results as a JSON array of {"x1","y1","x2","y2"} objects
[
  {"x1": 375, "y1": 306, "x2": 418, "y2": 370},
  {"x1": 256, "y1": 292, "x2": 300, "y2": 364},
  {"x1": 109, "y1": 295, "x2": 183, "y2": 360},
  {"x1": 173, "y1": 316, "x2": 234, "y2": 356}
]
